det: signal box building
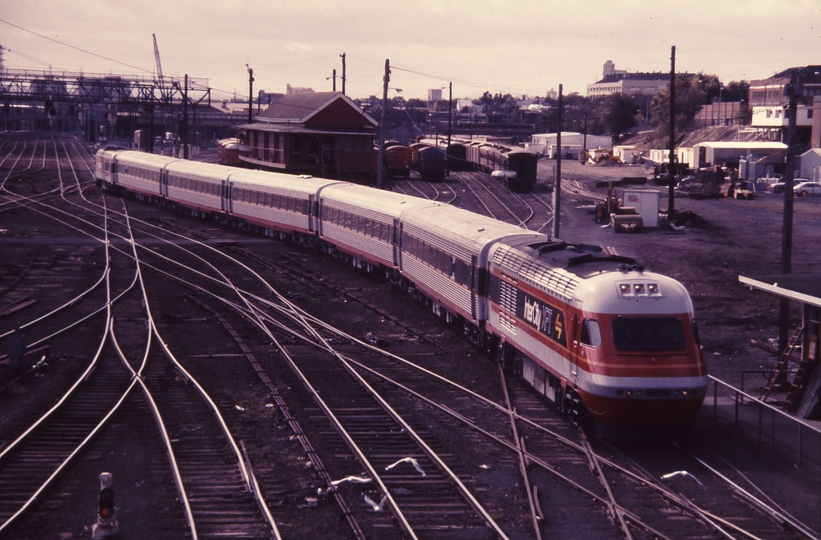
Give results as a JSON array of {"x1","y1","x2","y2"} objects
[{"x1": 240, "y1": 92, "x2": 378, "y2": 183}]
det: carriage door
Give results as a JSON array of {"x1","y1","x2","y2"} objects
[
  {"x1": 308, "y1": 195, "x2": 315, "y2": 233},
  {"x1": 226, "y1": 181, "x2": 233, "y2": 214},
  {"x1": 570, "y1": 314, "x2": 582, "y2": 386},
  {"x1": 393, "y1": 219, "x2": 402, "y2": 268},
  {"x1": 470, "y1": 255, "x2": 478, "y2": 321},
  {"x1": 160, "y1": 167, "x2": 168, "y2": 197}
]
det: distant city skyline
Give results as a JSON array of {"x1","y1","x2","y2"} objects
[{"x1": 1, "y1": 1, "x2": 818, "y2": 102}]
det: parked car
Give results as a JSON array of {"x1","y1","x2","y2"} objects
[
  {"x1": 794, "y1": 181, "x2": 821, "y2": 197},
  {"x1": 770, "y1": 177, "x2": 808, "y2": 193}
]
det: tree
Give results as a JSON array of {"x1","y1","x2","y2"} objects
[
  {"x1": 602, "y1": 93, "x2": 640, "y2": 140},
  {"x1": 696, "y1": 73, "x2": 722, "y2": 103},
  {"x1": 722, "y1": 80, "x2": 749, "y2": 103},
  {"x1": 650, "y1": 73, "x2": 705, "y2": 133},
  {"x1": 476, "y1": 91, "x2": 493, "y2": 108}
]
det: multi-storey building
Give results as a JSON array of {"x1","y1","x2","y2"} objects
[{"x1": 586, "y1": 60, "x2": 674, "y2": 98}]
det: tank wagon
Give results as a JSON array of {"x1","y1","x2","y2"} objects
[{"x1": 96, "y1": 148, "x2": 708, "y2": 432}]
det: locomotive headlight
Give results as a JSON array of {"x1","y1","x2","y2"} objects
[
  {"x1": 681, "y1": 390, "x2": 689, "y2": 396},
  {"x1": 648, "y1": 283, "x2": 659, "y2": 294},
  {"x1": 633, "y1": 284, "x2": 645, "y2": 294},
  {"x1": 619, "y1": 283, "x2": 631, "y2": 295}
]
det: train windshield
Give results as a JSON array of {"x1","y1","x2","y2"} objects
[{"x1": 611, "y1": 318, "x2": 686, "y2": 352}]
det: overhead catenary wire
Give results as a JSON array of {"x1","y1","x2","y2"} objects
[{"x1": 0, "y1": 17, "x2": 153, "y2": 75}]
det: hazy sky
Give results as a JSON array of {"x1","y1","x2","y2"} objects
[{"x1": 1, "y1": 1, "x2": 819, "y2": 102}]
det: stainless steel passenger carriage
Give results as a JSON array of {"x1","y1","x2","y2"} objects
[
  {"x1": 100, "y1": 150, "x2": 177, "y2": 198},
  {"x1": 319, "y1": 184, "x2": 433, "y2": 269},
  {"x1": 398, "y1": 204, "x2": 542, "y2": 322},
  {"x1": 228, "y1": 171, "x2": 344, "y2": 237},
  {"x1": 165, "y1": 160, "x2": 235, "y2": 214}
]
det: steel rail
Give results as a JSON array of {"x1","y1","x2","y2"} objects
[
  {"x1": 0, "y1": 199, "x2": 136, "y2": 534},
  {"x1": 676, "y1": 444, "x2": 819, "y2": 539},
  {"x1": 186, "y1": 294, "x2": 364, "y2": 539},
  {"x1": 578, "y1": 430, "x2": 634, "y2": 540},
  {"x1": 108, "y1": 325, "x2": 199, "y2": 540},
  {"x1": 122, "y1": 205, "x2": 283, "y2": 539},
  {"x1": 472, "y1": 170, "x2": 536, "y2": 226},
  {"x1": 453, "y1": 171, "x2": 498, "y2": 219},
  {"x1": 0, "y1": 200, "x2": 116, "y2": 464},
  {"x1": 130, "y1": 243, "x2": 506, "y2": 537},
  {"x1": 498, "y1": 363, "x2": 543, "y2": 540},
  {"x1": 252, "y1": 321, "x2": 422, "y2": 539},
  {"x1": 306, "y1": 324, "x2": 511, "y2": 539},
  {"x1": 425, "y1": 180, "x2": 441, "y2": 201},
  {"x1": 120, "y1": 237, "x2": 770, "y2": 540},
  {"x1": 245, "y1": 294, "x2": 771, "y2": 540},
  {"x1": 112, "y1": 207, "x2": 200, "y2": 538},
  {"x1": 337, "y1": 350, "x2": 680, "y2": 540}
]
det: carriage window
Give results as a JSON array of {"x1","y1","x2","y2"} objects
[
  {"x1": 611, "y1": 318, "x2": 685, "y2": 351},
  {"x1": 580, "y1": 320, "x2": 602, "y2": 348}
]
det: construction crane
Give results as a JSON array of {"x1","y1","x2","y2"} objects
[{"x1": 152, "y1": 34, "x2": 163, "y2": 84}]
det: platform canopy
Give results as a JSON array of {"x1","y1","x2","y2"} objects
[{"x1": 739, "y1": 274, "x2": 821, "y2": 308}]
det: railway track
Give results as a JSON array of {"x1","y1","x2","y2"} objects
[{"x1": 0, "y1": 134, "x2": 818, "y2": 539}]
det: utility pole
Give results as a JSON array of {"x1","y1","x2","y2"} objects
[
  {"x1": 332, "y1": 69, "x2": 336, "y2": 92},
  {"x1": 668, "y1": 46, "x2": 676, "y2": 218},
  {"x1": 447, "y1": 82, "x2": 452, "y2": 149},
  {"x1": 182, "y1": 74, "x2": 188, "y2": 159},
  {"x1": 376, "y1": 59, "x2": 389, "y2": 189},
  {"x1": 777, "y1": 68, "x2": 800, "y2": 384},
  {"x1": 340, "y1": 53, "x2": 346, "y2": 95},
  {"x1": 552, "y1": 84, "x2": 563, "y2": 239},
  {"x1": 246, "y1": 65, "x2": 254, "y2": 125},
  {"x1": 582, "y1": 112, "x2": 588, "y2": 164}
]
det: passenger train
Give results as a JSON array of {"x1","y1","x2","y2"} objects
[
  {"x1": 419, "y1": 138, "x2": 539, "y2": 192},
  {"x1": 96, "y1": 148, "x2": 708, "y2": 432}
]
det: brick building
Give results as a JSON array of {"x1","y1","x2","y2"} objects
[{"x1": 241, "y1": 92, "x2": 378, "y2": 183}]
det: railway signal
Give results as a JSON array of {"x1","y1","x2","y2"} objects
[{"x1": 92, "y1": 472, "x2": 118, "y2": 539}]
